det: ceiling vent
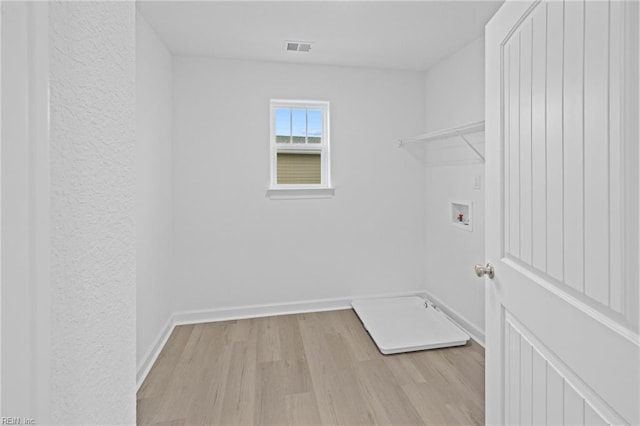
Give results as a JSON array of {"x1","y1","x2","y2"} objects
[{"x1": 285, "y1": 41, "x2": 312, "y2": 53}]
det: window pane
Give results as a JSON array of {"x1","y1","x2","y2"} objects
[
  {"x1": 292, "y1": 109, "x2": 306, "y2": 143},
  {"x1": 275, "y1": 108, "x2": 290, "y2": 143},
  {"x1": 277, "y1": 152, "x2": 321, "y2": 184},
  {"x1": 307, "y1": 109, "x2": 322, "y2": 143}
]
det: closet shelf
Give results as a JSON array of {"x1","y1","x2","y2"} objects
[{"x1": 398, "y1": 120, "x2": 485, "y2": 162}]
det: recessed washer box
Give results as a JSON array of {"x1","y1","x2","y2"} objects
[{"x1": 451, "y1": 200, "x2": 473, "y2": 231}]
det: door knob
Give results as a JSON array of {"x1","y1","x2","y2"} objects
[{"x1": 475, "y1": 263, "x2": 495, "y2": 279}]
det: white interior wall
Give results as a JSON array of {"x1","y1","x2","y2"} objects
[
  {"x1": 171, "y1": 56, "x2": 427, "y2": 314},
  {"x1": 136, "y1": 12, "x2": 174, "y2": 381},
  {"x1": 423, "y1": 37, "x2": 486, "y2": 341},
  {"x1": 49, "y1": 2, "x2": 136, "y2": 422}
]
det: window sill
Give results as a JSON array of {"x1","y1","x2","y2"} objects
[{"x1": 266, "y1": 187, "x2": 335, "y2": 200}]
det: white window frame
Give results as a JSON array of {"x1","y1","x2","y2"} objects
[{"x1": 268, "y1": 99, "x2": 333, "y2": 199}]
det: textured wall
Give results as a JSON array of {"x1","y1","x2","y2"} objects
[
  {"x1": 49, "y1": 1, "x2": 136, "y2": 423},
  {"x1": 172, "y1": 56, "x2": 426, "y2": 313},
  {"x1": 423, "y1": 37, "x2": 486, "y2": 340},
  {"x1": 136, "y1": 12, "x2": 173, "y2": 380}
]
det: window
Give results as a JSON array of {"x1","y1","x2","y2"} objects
[{"x1": 268, "y1": 100, "x2": 333, "y2": 199}]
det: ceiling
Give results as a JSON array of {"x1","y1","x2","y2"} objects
[{"x1": 137, "y1": 1, "x2": 503, "y2": 71}]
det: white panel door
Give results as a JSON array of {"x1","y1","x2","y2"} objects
[{"x1": 486, "y1": 1, "x2": 639, "y2": 424}]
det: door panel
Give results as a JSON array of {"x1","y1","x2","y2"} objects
[
  {"x1": 608, "y1": 0, "x2": 625, "y2": 314},
  {"x1": 544, "y1": 0, "x2": 564, "y2": 284},
  {"x1": 583, "y1": 0, "x2": 613, "y2": 307},
  {"x1": 505, "y1": 313, "x2": 610, "y2": 425},
  {"x1": 500, "y1": 0, "x2": 632, "y2": 322},
  {"x1": 501, "y1": 0, "x2": 629, "y2": 319},
  {"x1": 530, "y1": 6, "x2": 546, "y2": 274},
  {"x1": 563, "y1": 0, "x2": 585, "y2": 293},
  {"x1": 486, "y1": 0, "x2": 639, "y2": 424}
]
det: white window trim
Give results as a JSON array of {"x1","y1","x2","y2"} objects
[
  {"x1": 268, "y1": 99, "x2": 333, "y2": 199},
  {"x1": 266, "y1": 187, "x2": 335, "y2": 200}
]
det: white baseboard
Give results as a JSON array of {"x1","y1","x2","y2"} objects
[
  {"x1": 136, "y1": 316, "x2": 174, "y2": 390},
  {"x1": 418, "y1": 290, "x2": 486, "y2": 347},
  {"x1": 136, "y1": 290, "x2": 426, "y2": 390},
  {"x1": 172, "y1": 296, "x2": 349, "y2": 326}
]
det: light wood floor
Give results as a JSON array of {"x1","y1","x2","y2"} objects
[{"x1": 137, "y1": 309, "x2": 485, "y2": 425}]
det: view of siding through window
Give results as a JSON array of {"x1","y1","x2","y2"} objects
[
  {"x1": 275, "y1": 108, "x2": 322, "y2": 184},
  {"x1": 276, "y1": 152, "x2": 321, "y2": 184}
]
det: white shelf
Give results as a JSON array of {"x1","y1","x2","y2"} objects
[{"x1": 398, "y1": 120, "x2": 485, "y2": 162}]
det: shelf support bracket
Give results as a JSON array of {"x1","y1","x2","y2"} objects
[{"x1": 455, "y1": 130, "x2": 485, "y2": 162}]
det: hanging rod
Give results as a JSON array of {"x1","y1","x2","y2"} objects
[{"x1": 397, "y1": 120, "x2": 485, "y2": 162}]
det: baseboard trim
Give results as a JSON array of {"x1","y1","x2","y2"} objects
[
  {"x1": 419, "y1": 290, "x2": 486, "y2": 347},
  {"x1": 136, "y1": 315, "x2": 174, "y2": 390},
  {"x1": 172, "y1": 297, "x2": 349, "y2": 326},
  {"x1": 136, "y1": 290, "x2": 426, "y2": 391}
]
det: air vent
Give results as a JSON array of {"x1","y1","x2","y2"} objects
[{"x1": 285, "y1": 40, "x2": 312, "y2": 53}]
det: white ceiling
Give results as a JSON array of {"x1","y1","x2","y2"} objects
[{"x1": 137, "y1": 1, "x2": 503, "y2": 71}]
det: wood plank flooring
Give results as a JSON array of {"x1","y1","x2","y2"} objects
[{"x1": 137, "y1": 309, "x2": 485, "y2": 425}]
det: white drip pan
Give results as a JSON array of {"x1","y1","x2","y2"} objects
[{"x1": 352, "y1": 296, "x2": 470, "y2": 354}]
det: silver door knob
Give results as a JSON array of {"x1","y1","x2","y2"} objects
[{"x1": 475, "y1": 263, "x2": 495, "y2": 279}]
